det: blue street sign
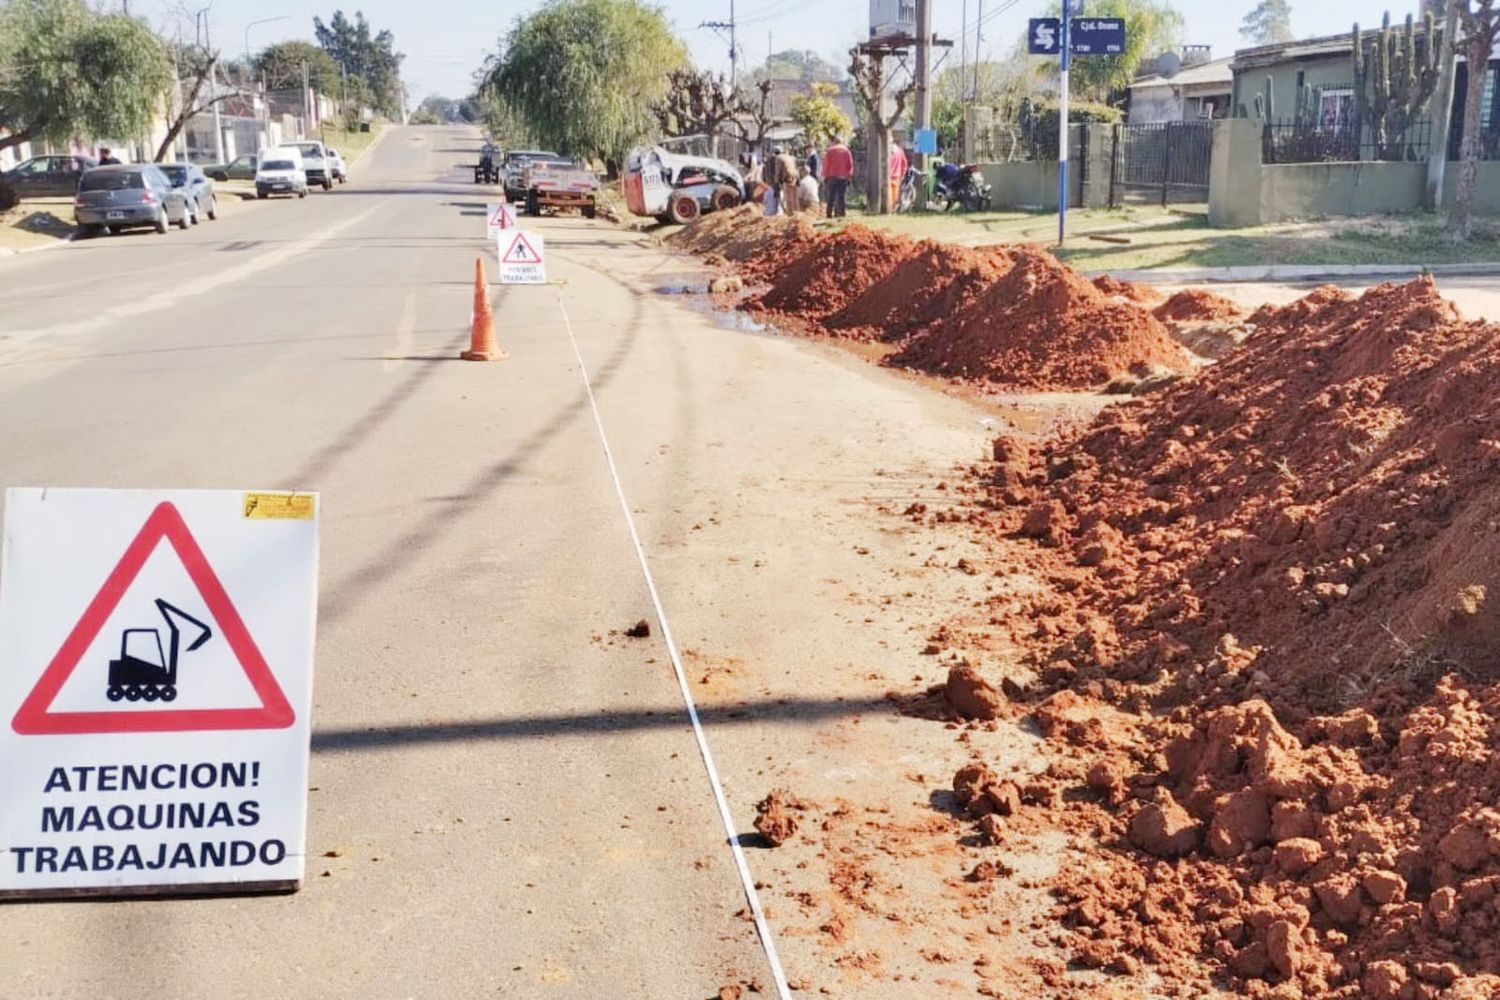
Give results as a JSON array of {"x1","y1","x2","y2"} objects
[
  {"x1": 1071, "y1": 17, "x2": 1127, "y2": 55},
  {"x1": 1028, "y1": 17, "x2": 1060, "y2": 55}
]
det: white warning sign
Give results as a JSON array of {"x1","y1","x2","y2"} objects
[
  {"x1": 498, "y1": 230, "x2": 547, "y2": 285},
  {"x1": 0, "y1": 488, "x2": 319, "y2": 898},
  {"x1": 485, "y1": 202, "x2": 517, "y2": 240}
]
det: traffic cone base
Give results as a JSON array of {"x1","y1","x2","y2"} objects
[{"x1": 461, "y1": 256, "x2": 506, "y2": 362}]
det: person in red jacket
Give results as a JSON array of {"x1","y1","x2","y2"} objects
[{"x1": 822, "y1": 137, "x2": 854, "y2": 218}]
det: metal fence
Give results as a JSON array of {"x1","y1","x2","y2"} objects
[
  {"x1": 1262, "y1": 119, "x2": 1433, "y2": 164},
  {"x1": 1109, "y1": 121, "x2": 1214, "y2": 205}
]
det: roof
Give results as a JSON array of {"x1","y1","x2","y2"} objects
[
  {"x1": 1130, "y1": 56, "x2": 1234, "y2": 91},
  {"x1": 1232, "y1": 31, "x2": 1358, "y2": 71}
]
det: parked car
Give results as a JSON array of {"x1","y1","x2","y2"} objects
[
  {"x1": 502, "y1": 150, "x2": 564, "y2": 202},
  {"x1": 74, "y1": 164, "x2": 190, "y2": 236},
  {"x1": 206, "y1": 155, "x2": 257, "y2": 182},
  {"x1": 2, "y1": 155, "x2": 97, "y2": 198},
  {"x1": 286, "y1": 140, "x2": 333, "y2": 190},
  {"x1": 158, "y1": 163, "x2": 218, "y2": 224},
  {"x1": 255, "y1": 152, "x2": 309, "y2": 199},
  {"x1": 326, "y1": 148, "x2": 348, "y2": 184}
]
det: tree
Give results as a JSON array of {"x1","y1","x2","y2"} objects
[
  {"x1": 849, "y1": 47, "x2": 916, "y2": 213},
  {"x1": 653, "y1": 69, "x2": 743, "y2": 139},
  {"x1": 0, "y1": 0, "x2": 173, "y2": 154},
  {"x1": 788, "y1": 82, "x2": 852, "y2": 147},
  {"x1": 1353, "y1": 11, "x2": 1445, "y2": 161},
  {"x1": 751, "y1": 49, "x2": 844, "y2": 84},
  {"x1": 484, "y1": 0, "x2": 687, "y2": 160},
  {"x1": 415, "y1": 95, "x2": 461, "y2": 123},
  {"x1": 1040, "y1": 0, "x2": 1183, "y2": 102},
  {"x1": 1448, "y1": 0, "x2": 1500, "y2": 238},
  {"x1": 153, "y1": 44, "x2": 239, "y2": 162},
  {"x1": 1241, "y1": 0, "x2": 1295, "y2": 45},
  {"x1": 254, "y1": 40, "x2": 341, "y2": 94},
  {"x1": 313, "y1": 10, "x2": 404, "y2": 118}
]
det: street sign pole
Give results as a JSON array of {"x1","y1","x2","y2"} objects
[{"x1": 1058, "y1": 0, "x2": 1072, "y2": 247}]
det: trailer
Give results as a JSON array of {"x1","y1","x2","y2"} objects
[
  {"x1": 106, "y1": 599, "x2": 212, "y2": 703},
  {"x1": 520, "y1": 161, "x2": 600, "y2": 219}
]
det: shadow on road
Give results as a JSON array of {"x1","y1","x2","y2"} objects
[{"x1": 310, "y1": 695, "x2": 898, "y2": 752}]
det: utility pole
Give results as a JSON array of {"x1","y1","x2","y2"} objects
[
  {"x1": 1427, "y1": 0, "x2": 1461, "y2": 211},
  {"x1": 914, "y1": 0, "x2": 933, "y2": 208},
  {"x1": 196, "y1": 6, "x2": 227, "y2": 163},
  {"x1": 972, "y1": 0, "x2": 984, "y2": 102},
  {"x1": 699, "y1": 2, "x2": 739, "y2": 87},
  {"x1": 302, "y1": 60, "x2": 311, "y2": 140},
  {"x1": 1058, "y1": 0, "x2": 1072, "y2": 246}
]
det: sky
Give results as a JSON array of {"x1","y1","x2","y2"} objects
[{"x1": 138, "y1": 0, "x2": 1419, "y2": 103}]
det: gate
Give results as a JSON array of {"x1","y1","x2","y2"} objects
[{"x1": 1109, "y1": 121, "x2": 1213, "y2": 206}]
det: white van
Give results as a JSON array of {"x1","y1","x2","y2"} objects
[
  {"x1": 255, "y1": 148, "x2": 308, "y2": 199},
  {"x1": 286, "y1": 140, "x2": 333, "y2": 191}
]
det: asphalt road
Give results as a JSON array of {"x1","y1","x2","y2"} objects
[{"x1": 0, "y1": 127, "x2": 1007, "y2": 997}]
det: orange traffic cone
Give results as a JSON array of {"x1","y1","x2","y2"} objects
[{"x1": 460, "y1": 257, "x2": 507, "y2": 361}]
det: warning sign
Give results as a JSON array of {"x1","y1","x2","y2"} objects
[
  {"x1": 0, "y1": 489, "x2": 318, "y2": 898},
  {"x1": 498, "y1": 230, "x2": 546, "y2": 285},
  {"x1": 484, "y1": 201, "x2": 517, "y2": 239}
]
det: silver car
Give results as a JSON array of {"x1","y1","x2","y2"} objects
[
  {"x1": 74, "y1": 164, "x2": 191, "y2": 236},
  {"x1": 158, "y1": 163, "x2": 218, "y2": 225}
]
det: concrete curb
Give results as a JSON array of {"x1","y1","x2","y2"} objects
[{"x1": 1085, "y1": 262, "x2": 1500, "y2": 285}]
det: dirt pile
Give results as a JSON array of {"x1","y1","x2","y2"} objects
[
  {"x1": 949, "y1": 276, "x2": 1500, "y2": 996},
  {"x1": 665, "y1": 203, "x2": 818, "y2": 281},
  {"x1": 1152, "y1": 288, "x2": 1248, "y2": 324},
  {"x1": 888, "y1": 247, "x2": 1193, "y2": 390},
  {"x1": 749, "y1": 226, "x2": 919, "y2": 321},
  {"x1": 823, "y1": 242, "x2": 1013, "y2": 342},
  {"x1": 1092, "y1": 274, "x2": 1164, "y2": 306}
]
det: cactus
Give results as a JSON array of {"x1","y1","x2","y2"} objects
[{"x1": 1353, "y1": 11, "x2": 1445, "y2": 160}]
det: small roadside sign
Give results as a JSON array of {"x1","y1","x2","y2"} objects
[
  {"x1": 1028, "y1": 18, "x2": 1060, "y2": 55},
  {"x1": 498, "y1": 230, "x2": 547, "y2": 284},
  {"x1": 485, "y1": 202, "x2": 517, "y2": 240},
  {"x1": 1071, "y1": 17, "x2": 1127, "y2": 55},
  {"x1": 0, "y1": 489, "x2": 318, "y2": 899}
]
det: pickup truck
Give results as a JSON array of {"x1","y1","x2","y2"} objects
[{"x1": 520, "y1": 160, "x2": 600, "y2": 219}]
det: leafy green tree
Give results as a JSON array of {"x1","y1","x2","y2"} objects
[
  {"x1": 484, "y1": 0, "x2": 687, "y2": 160},
  {"x1": 1040, "y1": 0, "x2": 1183, "y2": 102},
  {"x1": 752, "y1": 49, "x2": 844, "y2": 84},
  {"x1": 0, "y1": 0, "x2": 173, "y2": 153},
  {"x1": 313, "y1": 10, "x2": 404, "y2": 118},
  {"x1": 1241, "y1": 0, "x2": 1295, "y2": 44},
  {"x1": 254, "y1": 40, "x2": 342, "y2": 94},
  {"x1": 789, "y1": 82, "x2": 852, "y2": 146}
]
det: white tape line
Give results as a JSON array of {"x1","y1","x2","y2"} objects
[{"x1": 556, "y1": 295, "x2": 793, "y2": 1000}]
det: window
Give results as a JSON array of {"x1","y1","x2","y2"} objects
[
  {"x1": 80, "y1": 171, "x2": 145, "y2": 192},
  {"x1": 1319, "y1": 89, "x2": 1355, "y2": 130},
  {"x1": 16, "y1": 158, "x2": 49, "y2": 175}
]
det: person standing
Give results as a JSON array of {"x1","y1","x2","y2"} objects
[
  {"x1": 773, "y1": 145, "x2": 799, "y2": 217},
  {"x1": 806, "y1": 145, "x2": 821, "y2": 183},
  {"x1": 822, "y1": 136, "x2": 853, "y2": 218},
  {"x1": 97, "y1": 146, "x2": 122, "y2": 166},
  {"x1": 888, "y1": 140, "x2": 908, "y2": 212}
]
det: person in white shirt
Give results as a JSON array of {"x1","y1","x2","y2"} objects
[{"x1": 796, "y1": 166, "x2": 820, "y2": 213}]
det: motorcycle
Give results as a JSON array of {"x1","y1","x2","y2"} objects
[{"x1": 933, "y1": 162, "x2": 992, "y2": 213}]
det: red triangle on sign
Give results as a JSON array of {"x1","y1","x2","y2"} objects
[
  {"x1": 11, "y1": 502, "x2": 295, "y2": 736},
  {"x1": 501, "y1": 232, "x2": 542, "y2": 264}
]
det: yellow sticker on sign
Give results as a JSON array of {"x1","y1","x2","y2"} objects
[{"x1": 243, "y1": 493, "x2": 315, "y2": 520}]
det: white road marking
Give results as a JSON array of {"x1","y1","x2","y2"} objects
[
  {"x1": 0, "y1": 205, "x2": 382, "y2": 349},
  {"x1": 382, "y1": 287, "x2": 419, "y2": 373},
  {"x1": 556, "y1": 294, "x2": 793, "y2": 1000}
]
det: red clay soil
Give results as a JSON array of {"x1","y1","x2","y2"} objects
[
  {"x1": 941, "y1": 276, "x2": 1500, "y2": 997},
  {"x1": 1152, "y1": 288, "x2": 1249, "y2": 324},
  {"x1": 822, "y1": 242, "x2": 1014, "y2": 343},
  {"x1": 1093, "y1": 274, "x2": 1165, "y2": 306},
  {"x1": 887, "y1": 246, "x2": 1193, "y2": 390},
  {"x1": 749, "y1": 225, "x2": 919, "y2": 321}
]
